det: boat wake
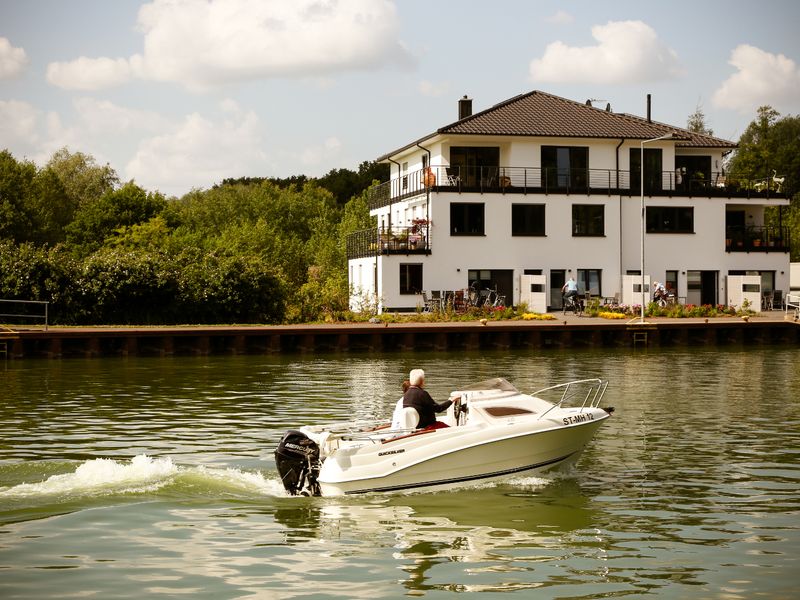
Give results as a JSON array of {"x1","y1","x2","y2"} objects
[{"x1": 0, "y1": 454, "x2": 287, "y2": 502}]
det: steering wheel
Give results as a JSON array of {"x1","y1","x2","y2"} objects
[{"x1": 453, "y1": 396, "x2": 467, "y2": 424}]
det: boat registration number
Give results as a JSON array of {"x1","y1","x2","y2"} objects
[{"x1": 562, "y1": 413, "x2": 594, "y2": 426}]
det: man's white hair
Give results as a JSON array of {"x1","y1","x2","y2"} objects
[{"x1": 409, "y1": 368, "x2": 425, "y2": 387}]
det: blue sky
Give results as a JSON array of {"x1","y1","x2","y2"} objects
[{"x1": 1, "y1": 0, "x2": 799, "y2": 197}]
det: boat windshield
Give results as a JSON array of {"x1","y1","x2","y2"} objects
[{"x1": 460, "y1": 378, "x2": 519, "y2": 393}]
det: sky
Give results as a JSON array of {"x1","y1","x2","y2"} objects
[{"x1": 1, "y1": 0, "x2": 799, "y2": 197}]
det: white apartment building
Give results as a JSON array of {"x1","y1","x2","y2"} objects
[{"x1": 348, "y1": 91, "x2": 791, "y2": 312}]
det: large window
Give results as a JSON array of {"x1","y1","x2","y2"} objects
[
  {"x1": 450, "y1": 146, "x2": 500, "y2": 187},
  {"x1": 451, "y1": 202, "x2": 485, "y2": 235},
  {"x1": 577, "y1": 269, "x2": 602, "y2": 296},
  {"x1": 542, "y1": 146, "x2": 588, "y2": 189},
  {"x1": 512, "y1": 204, "x2": 546, "y2": 236},
  {"x1": 400, "y1": 264, "x2": 422, "y2": 294},
  {"x1": 572, "y1": 204, "x2": 604, "y2": 236},
  {"x1": 646, "y1": 206, "x2": 694, "y2": 233},
  {"x1": 630, "y1": 148, "x2": 663, "y2": 192}
]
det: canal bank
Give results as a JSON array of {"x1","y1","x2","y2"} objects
[{"x1": 2, "y1": 312, "x2": 798, "y2": 359}]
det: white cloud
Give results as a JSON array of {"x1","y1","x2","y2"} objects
[
  {"x1": 0, "y1": 37, "x2": 28, "y2": 79},
  {"x1": 46, "y1": 56, "x2": 133, "y2": 91},
  {"x1": 47, "y1": 0, "x2": 414, "y2": 92},
  {"x1": 72, "y1": 97, "x2": 169, "y2": 134},
  {"x1": 712, "y1": 45, "x2": 800, "y2": 114},
  {"x1": 418, "y1": 80, "x2": 450, "y2": 97},
  {"x1": 126, "y1": 108, "x2": 270, "y2": 195},
  {"x1": 300, "y1": 136, "x2": 343, "y2": 168},
  {"x1": 0, "y1": 100, "x2": 39, "y2": 147},
  {"x1": 545, "y1": 10, "x2": 574, "y2": 25},
  {"x1": 530, "y1": 20, "x2": 682, "y2": 84}
]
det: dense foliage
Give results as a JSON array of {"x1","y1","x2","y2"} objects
[{"x1": 0, "y1": 148, "x2": 375, "y2": 325}]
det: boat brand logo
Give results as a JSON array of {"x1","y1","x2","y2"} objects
[
  {"x1": 378, "y1": 448, "x2": 406, "y2": 457},
  {"x1": 283, "y1": 442, "x2": 315, "y2": 455}
]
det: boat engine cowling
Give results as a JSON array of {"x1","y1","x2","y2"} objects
[{"x1": 274, "y1": 430, "x2": 321, "y2": 496}]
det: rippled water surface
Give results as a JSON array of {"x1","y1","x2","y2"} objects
[{"x1": 1, "y1": 347, "x2": 799, "y2": 598}]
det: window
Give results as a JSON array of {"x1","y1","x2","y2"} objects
[
  {"x1": 630, "y1": 148, "x2": 663, "y2": 192},
  {"x1": 665, "y1": 270, "x2": 678, "y2": 296},
  {"x1": 577, "y1": 269, "x2": 602, "y2": 296},
  {"x1": 400, "y1": 264, "x2": 423, "y2": 294},
  {"x1": 512, "y1": 204, "x2": 545, "y2": 236},
  {"x1": 646, "y1": 206, "x2": 694, "y2": 233},
  {"x1": 542, "y1": 146, "x2": 588, "y2": 189},
  {"x1": 451, "y1": 202, "x2": 485, "y2": 235},
  {"x1": 450, "y1": 147, "x2": 500, "y2": 187},
  {"x1": 572, "y1": 204, "x2": 604, "y2": 236}
]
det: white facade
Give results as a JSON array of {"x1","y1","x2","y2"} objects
[{"x1": 349, "y1": 94, "x2": 791, "y2": 313}]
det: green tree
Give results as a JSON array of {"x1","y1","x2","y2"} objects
[
  {"x1": 686, "y1": 102, "x2": 713, "y2": 135},
  {"x1": 46, "y1": 147, "x2": 119, "y2": 208},
  {"x1": 0, "y1": 150, "x2": 36, "y2": 242},
  {"x1": 66, "y1": 181, "x2": 167, "y2": 255},
  {"x1": 728, "y1": 106, "x2": 800, "y2": 259}
]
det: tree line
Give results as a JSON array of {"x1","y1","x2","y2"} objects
[
  {"x1": 0, "y1": 149, "x2": 380, "y2": 325},
  {"x1": 0, "y1": 105, "x2": 798, "y2": 325}
]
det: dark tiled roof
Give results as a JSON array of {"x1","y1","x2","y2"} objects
[{"x1": 379, "y1": 90, "x2": 736, "y2": 160}]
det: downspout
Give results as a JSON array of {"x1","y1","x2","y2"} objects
[
  {"x1": 387, "y1": 157, "x2": 400, "y2": 234},
  {"x1": 416, "y1": 143, "x2": 432, "y2": 246},
  {"x1": 615, "y1": 138, "x2": 625, "y2": 296}
]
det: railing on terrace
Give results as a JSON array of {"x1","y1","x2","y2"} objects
[
  {"x1": 347, "y1": 226, "x2": 433, "y2": 260},
  {"x1": 725, "y1": 226, "x2": 791, "y2": 253},
  {"x1": 367, "y1": 165, "x2": 786, "y2": 210}
]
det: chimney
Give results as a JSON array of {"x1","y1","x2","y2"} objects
[
  {"x1": 459, "y1": 95, "x2": 472, "y2": 120},
  {"x1": 647, "y1": 93, "x2": 652, "y2": 123}
]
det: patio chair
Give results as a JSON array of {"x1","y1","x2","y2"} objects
[{"x1": 773, "y1": 290, "x2": 783, "y2": 311}]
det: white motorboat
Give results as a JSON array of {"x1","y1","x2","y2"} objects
[{"x1": 274, "y1": 377, "x2": 612, "y2": 496}]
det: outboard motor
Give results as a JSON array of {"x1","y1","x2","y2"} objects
[{"x1": 274, "y1": 430, "x2": 321, "y2": 496}]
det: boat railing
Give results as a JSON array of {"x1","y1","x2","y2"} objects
[{"x1": 533, "y1": 378, "x2": 608, "y2": 420}]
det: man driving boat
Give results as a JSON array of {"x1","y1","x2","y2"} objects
[{"x1": 402, "y1": 369, "x2": 459, "y2": 429}]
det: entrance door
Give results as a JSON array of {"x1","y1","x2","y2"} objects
[
  {"x1": 550, "y1": 270, "x2": 566, "y2": 309},
  {"x1": 701, "y1": 271, "x2": 717, "y2": 305},
  {"x1": 687, "y1": 270, "x2": 718, "y2": 306}
]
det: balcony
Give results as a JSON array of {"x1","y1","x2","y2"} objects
[
  {"x1": 347, "y1": 226, "x2": 433, "y2": 260},
  {"x1": 367, "y1": 165, "x2": 786, "y2": 210},
  {"x1": 725, "y1": 226, "x2": 791, "y2": 252}
]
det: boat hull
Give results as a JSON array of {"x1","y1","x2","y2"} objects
[{"x1": 318, "y1": 414, "x2": 608, "y2": 496}]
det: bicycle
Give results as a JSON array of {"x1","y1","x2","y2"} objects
[{"x1": 562, "y1": 293, "x2": 583, "y2": 316}]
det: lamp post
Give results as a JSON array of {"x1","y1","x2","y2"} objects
[{"x1": 638, "y1": 132, "x2": 673, "y2": 324}]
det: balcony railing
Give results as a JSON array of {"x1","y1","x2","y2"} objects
[
  {"x1": 347, "y1": 226, "x2": 433, "y2": 260},
  {"x1": 725, "y1": 226, "x2": 791, "y2": 253},
  {"x1": 367, "y1": 165, "x2": 786, "y2": 210}
]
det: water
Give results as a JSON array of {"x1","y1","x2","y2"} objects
[{"x1": 1, "y1": 347, "x2": 798, "y2": 599}]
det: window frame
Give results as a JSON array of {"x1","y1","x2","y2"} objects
[
  {"x1": 511, "y1": 203, "x2": 546, "y2": 236},
  {"x1": 450, "y1": 202, "x2": 485, "y2": 236},
  {"x1": 571, "y1": 204, "x2": 605, "y2": 237},
  {"x1": 646, "y1": 206, "x2": 694, "y2": 234},
  {"x1": 399, "y1": 263, "x2": 423, "y2": 295}
]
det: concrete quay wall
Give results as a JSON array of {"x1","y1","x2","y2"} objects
[{"x1": 1, "y1": 317, "x2": 798, "y2": 359}]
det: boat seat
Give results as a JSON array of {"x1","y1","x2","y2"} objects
[{"x1": 400, "y1": 407, "x2": 420, "y2": 430}]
